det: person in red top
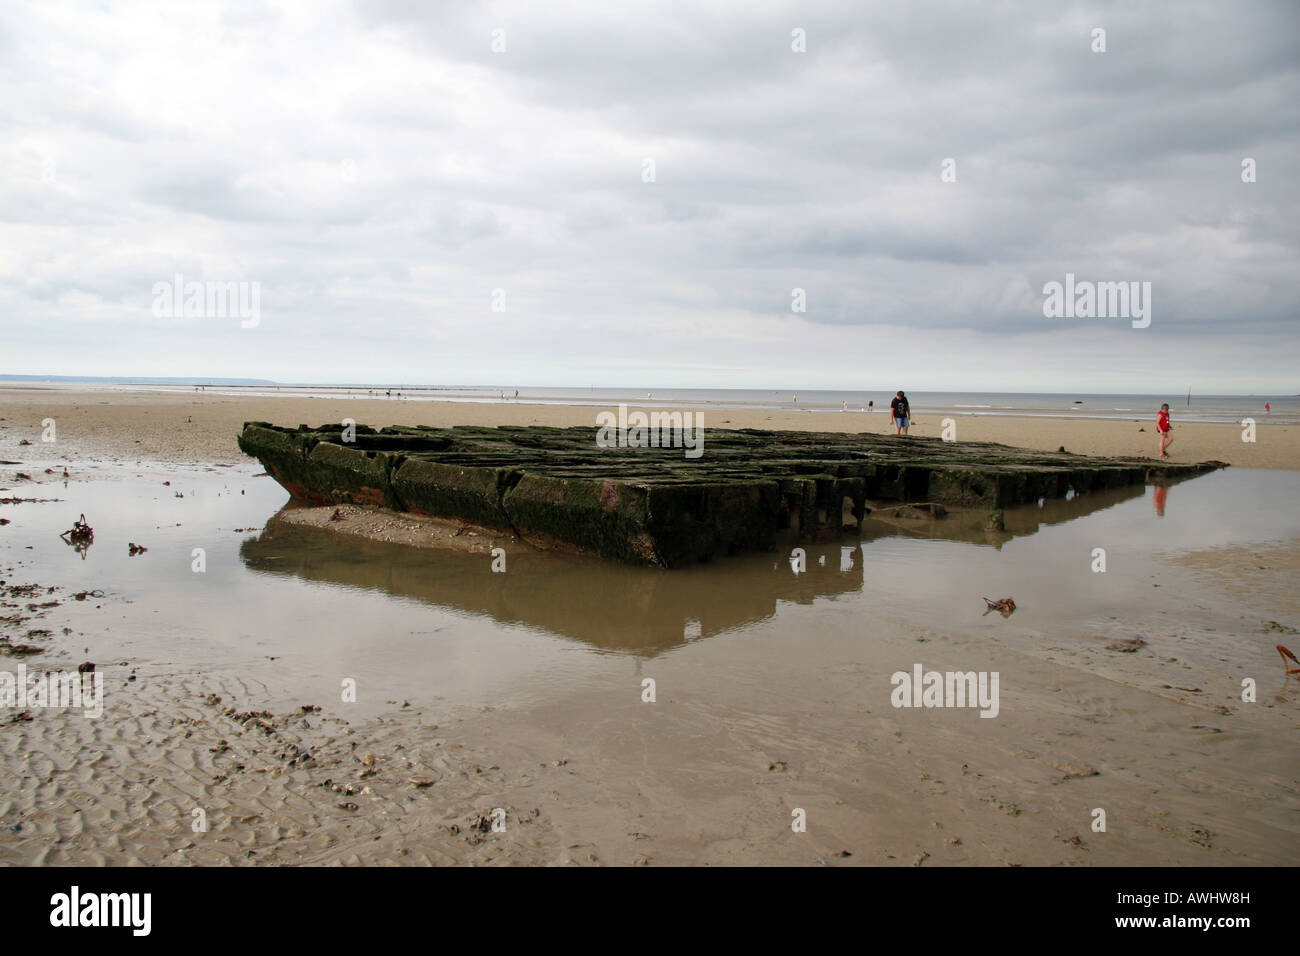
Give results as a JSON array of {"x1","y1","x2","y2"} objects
[{"x1": 1156, "y1": 403, "x2": 1173, "y2": 458}]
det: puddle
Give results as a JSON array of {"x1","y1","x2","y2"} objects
[{"x1": 2, "y1": 462, "x2": 1296, "y2": 718}]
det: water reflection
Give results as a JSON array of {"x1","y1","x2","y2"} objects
[
  {"x1": 1, "y1": 461, "x2": 1285, "y2": 716},
  {"x1": 862, "y1": 481, "x2": 1148, "y2": 547},
  {"x1": 239, "y1": 477, "x2": 1170, "y2": 655},
  {"x1": 242, "y1": 513, "x2": 864, "y2": 656}
]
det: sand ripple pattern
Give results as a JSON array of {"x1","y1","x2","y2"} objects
[{"x1": 0, "y1": 669, "x2": 555, "y2": 866}]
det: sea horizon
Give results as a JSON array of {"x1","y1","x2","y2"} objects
[{"x1": 3, "y1": 377, "x2": 1295, "y2": 424}]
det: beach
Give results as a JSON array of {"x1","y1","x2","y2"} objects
[
  {"x1": 1, "y1": 386, "x2": 1296, "y2": 469},
  {"x1": 1, "y1": 387, "x2": 1298, "y2": 866}
]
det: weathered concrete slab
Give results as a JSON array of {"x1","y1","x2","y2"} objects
[{"x1": 237, "y1": 422, "x2": 1227, "y2": 567}]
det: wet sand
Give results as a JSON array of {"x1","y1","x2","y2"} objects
[
  {"x1": 1, "y1": 386, "x2": 1296, "y2": 469},
  {"x1": 1, "y1": 392, "x2": 1298, "y2": 866}
]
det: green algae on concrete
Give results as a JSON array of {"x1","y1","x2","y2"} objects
[
  {"x1": 391, "y1": 457, "x2": 512, "y2": 530},
  {"x1": 237, "y1": 421, "x2": 1227, "y2": 568}
]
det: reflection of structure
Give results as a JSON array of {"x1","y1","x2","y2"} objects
[
  {"x1": 241, "y1": 466, "x2": 1178, "y2": 654},
  {"x1": 863, "y1": 483, "x2": 1145, "y2": 549},
  {"x1": 241, "y1": 511, "x2": 864, "y2": 656},
  {"x1": 238, "y1": 422, "x2": 1226, "y2": 568},
  {"x1": 863, "y1": 469, "x2": 1210, "y2": 547}
]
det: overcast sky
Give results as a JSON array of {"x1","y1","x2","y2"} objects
[{"x1": 2, "y1": 0, "x2": 1296, "y2": 392}]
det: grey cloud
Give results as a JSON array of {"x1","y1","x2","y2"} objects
[{"x1": 0, "y1": 0, "x2": 1295, "y2": 390}]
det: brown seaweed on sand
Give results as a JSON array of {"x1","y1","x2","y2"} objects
[
  {"x1": 59, "y1": 514, "x2": 94, "y2": 558},
  {"x1": 59, "y1": 514, "x2": 93, "y2": 546},
  {"x1": 1106, "y1": 637, "x2": 1147, "y2": 653},
  {"x1": 982, "y1": 597, "x2": 1016, "y2": 618},
  {"x1": 1278, "y1": 645, "x2": 1300, "y2": 675}
]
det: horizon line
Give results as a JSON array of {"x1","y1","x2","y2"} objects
[{"x1": 0, "y1": 375, "x2": 1294, "y2": 398}]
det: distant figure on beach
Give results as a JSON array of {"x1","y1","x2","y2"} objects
[
  {"x1": 793, "y1": 394, "x2": 797, "y2": 403},
  {"x1": 842, "y1": 401, "x2": 848, "y2": 411},
  {"x1": 1157, "y1": 403, "x2": 1173, "y2": 458},
  {"x1": 868, "y1": 400, "x2": 873, "y2": 412},
  {"x1": 890, "y1": 391, "x2": 911, "y2": 436},
  {"x1": 1265, "y1": 402, "x2": 1271, "y2": 414},
  {"x1": 515, "y1": 389, "x2": 519, "y2": 400}
]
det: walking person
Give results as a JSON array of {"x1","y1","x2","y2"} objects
[
  {"x1": 1157, "y1": 403, "x2": 1174, "y2": 458},
  {"x1": 890, "y1": 391, "x2": 911, "y2": 436}
]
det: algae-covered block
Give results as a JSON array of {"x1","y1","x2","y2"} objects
[
  {"x1": 642, "y1": 479, "x2": 783, "y2": 566},
  {"x1": 305, "y1": 441, "x2": 391, "y2": 506},
  {"x1": 391, "y1": 457, "x2": 509, "y2": 529},
  {"x1": 503, "y1": 473, "x2": 658, "y2": 565},
  {"x1": 237, "y1": 421, "x2": 1227, "y2": 568},
  {"x1": 237, "y1": 422, "x2": 304, "y2": 467},
  {"x1": 927, "y1": 467, "x2": 1000, "y2": 508},
  {"x1": 237, "y1": 424, "x2": 321, "y2": 501},
  {"x1": 705, "y1": 479, "x2": 784, "y2": 551}
]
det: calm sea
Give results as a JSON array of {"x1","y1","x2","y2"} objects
[{"x1": 5, "y1": 380, "x2": 1296, "y2": 424}]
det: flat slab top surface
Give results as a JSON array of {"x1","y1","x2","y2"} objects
[{"x1": 242, "y1": 422, "x2": 1219, "y2": 483}]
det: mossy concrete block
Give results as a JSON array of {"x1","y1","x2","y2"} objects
[
  {"x1": 391, "y1": 458, "x2": 508, "y2": 528},
  {"x1": 504, "y1": 474, "x2": 658, "y2": 564},
  {"x1": 927, "y1": 468, "x2": 1002, "y2": 508},
  {"x1": 306, "y1": 441, "x2": 391, "y2": 506},
  {"x1": 238, "y1": 421, "x2": 1228, "y2": 567},
  {"x1": 237, "y1": 423, "x2": 320, "y2": 501},
  {"x1": 643, "y1": 479, "x2": 783, "y2": 566}
]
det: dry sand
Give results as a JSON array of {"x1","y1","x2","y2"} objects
[
  {"x1": 1, "y1": 386, "x2": 1295, "y2": 469},
  {"x1": 1, "y1": 387, "x2": 1298, "y2": 866}
]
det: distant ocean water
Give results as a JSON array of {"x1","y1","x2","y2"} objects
[{"x1": 6, "y1": 380, "x2": 1294, "y2": 425}]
